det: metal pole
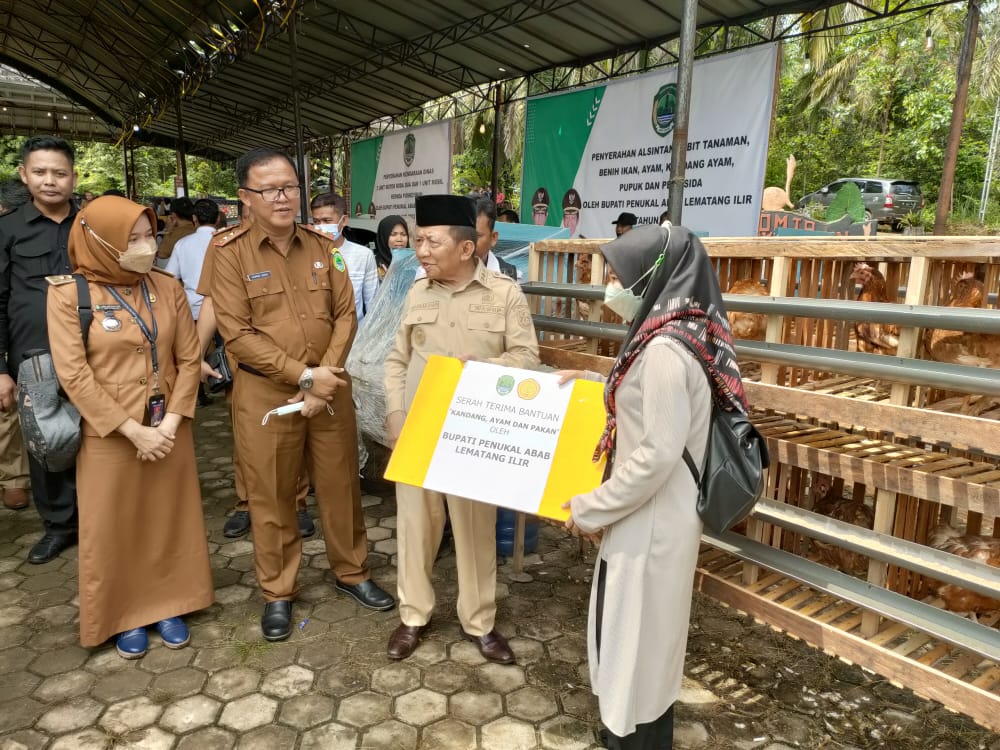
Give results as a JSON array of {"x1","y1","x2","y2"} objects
[
  {"x1": 979, "y1": 95, "x2": 1000, "y2": 223},
  {"x1": 490, "y1": 84, "x2": 502, "y2": 200},
  {"x1": 328, "y1": 143, "x2": 336, "y2": 192},
  {"x1": 122, "y1": 140, "x2": 131, "y2": 197},
  {"x1": 934, "y1": 0, "x2": 980, "y2": 234},
  {"x1": 666, "y1": 0, "x2": 698, "y2": 225},
  {"x1": 288, "y1": 12, "x2": 309, "y2": 221},
  {"x1": 176, "y1": 93, "x2": 188, "y2": 196}
]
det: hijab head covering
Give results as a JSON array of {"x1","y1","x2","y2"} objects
[
  {"x1": 69, "y1": 196, "x2": 157, "y2": 286},
  {"x1": 375, "y1": 214, "x2": 409, "y2": 269},
  {"x1": 596, "y1": 224, "x2": 748, "y2": 459}
]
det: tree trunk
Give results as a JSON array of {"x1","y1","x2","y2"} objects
[{"x1": 934, "y1": 0, "x2": 981, "y2": 234}]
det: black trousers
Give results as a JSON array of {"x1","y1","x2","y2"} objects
[
  {"x1": 602, "y1": 706, "x2": 675, "y2": 750},
  {"x1": 11, "y1": 352, "x2": 78, "y2": 534},
  {"x1": 596, "y1": 559, "x2": 675, "y2": 750}
]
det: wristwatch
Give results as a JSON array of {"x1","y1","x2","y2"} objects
[{"x1": 299, "y1": 367, "x2": 314, "y2": 390}]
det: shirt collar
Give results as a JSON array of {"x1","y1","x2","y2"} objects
[
  {"x1": 427, "y1": 259, "x2": 489, "y2": 294},
  {"x1": 249, "y1": 222, "x2": 302, "y2": 255},
  {"x1": 23, "y1": 200, "x2": 76, "y2": 225}
]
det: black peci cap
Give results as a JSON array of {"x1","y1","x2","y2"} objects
[
  {"x1": 612, "y1": 211, "x2": 637, "y2": 226},
  {"x1": 415, "y1": 194, "x2": 476, "y2": 228}
]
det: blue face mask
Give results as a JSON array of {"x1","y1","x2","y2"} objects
[{"x1": 315, "y1": 222, "x2": 340, "y2": 241}]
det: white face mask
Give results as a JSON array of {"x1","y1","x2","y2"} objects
[
  {"x1": 118, "y1": 239, "x2": 157, "y2": 274},
  {"x1": 315, "y1": 222, "x2": 340, "y2": 241},
  {"x1": 604, "y1": 279, "x2": 643, "y2": 322}
]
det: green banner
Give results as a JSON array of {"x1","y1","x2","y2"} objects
[
  {"x1": 349, "y1": 136, "x2": 382, "y2": 216},
  {"x1": 521, "y1": 87, "x2": 605, "y2": 226}
]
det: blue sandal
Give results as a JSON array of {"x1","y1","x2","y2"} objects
[
  {"x1": 116, "y1": 628, "x2": 148, "y2": 659},
  {"x1": 156, "y1": 617, "x2": 190, "y2": 649}
]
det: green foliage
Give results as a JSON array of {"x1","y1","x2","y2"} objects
[
  {"x1": 826, "y1": 182, "x2": 865, "y2": 223},
  {"x1": 767, "y1": 6, "x2": 1000, "y2": 228}
]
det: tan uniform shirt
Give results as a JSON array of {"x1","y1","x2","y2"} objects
[
  {"x1": 158, "y1": 223, "x2": 196, "y2": 261},
  {"x1": 46, "y1": 268, "x2": 201, "y2": 437},
  {"x1": 385, "y1": 261, "x2": 539, "y2": 414},
  {"x1": 210, "y1": 223, "x2": 357, "y2": 386}
]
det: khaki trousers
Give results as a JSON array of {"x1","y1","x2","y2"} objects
[
  {"x1": 0, "y1": 407, "x2": 30, "y2": 490},
  {"x1": 396, "y1": 484, "x2": 497, "y2": 636},
  {"x1": 227, "y1": 387, "x2": 306, "y2": 511},
  {"x1": 232, "y1": 370, "x2": 369, "y2": 600}
]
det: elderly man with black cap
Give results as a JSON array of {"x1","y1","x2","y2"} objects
[{"x1": 384, "y1": 194, "x2": 540, "y2": 663}]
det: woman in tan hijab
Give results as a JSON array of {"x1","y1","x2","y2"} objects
[{"x1": 46, "y1": 195, "x2": 214, "y2": 658}]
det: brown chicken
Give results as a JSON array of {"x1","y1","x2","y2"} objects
[
  {"x1": 924, "y1": 273, "x2": 1000, "y2": 369},
  {"x1": 809, "y1": 476, "x2": 875, "y2": 576},
  {"x1": 726, "y1": 279, "x2": 768, "y2": 341},
  {"x1": 927, "y1": 524, "x2": 1000, "y2": 615},
  {"x1": 850, "y1": 262, "x2": 899, "y2": 355}
]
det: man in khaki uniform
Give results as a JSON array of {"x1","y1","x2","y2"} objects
[
  {"x1": 156, "y1": 197, "x2": 195, "y2": 265},
  {"x1": 384, "y1": 194, "x2": 539, "y2": 663},
  {"x1": 212, "y1": 148, "x2": 393, "y2": 641}
]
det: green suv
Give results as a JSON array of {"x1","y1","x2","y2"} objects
[{"x1": 796, "y1": 178, "x2": 923, "y2": 228}]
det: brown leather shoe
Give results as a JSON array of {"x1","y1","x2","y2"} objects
[
  {"x1": 387, "y1": 622, "x2": 430, "y2": 660},
  {"x1": 2, "y1": 488, "x2": 28, "y2": 510},
  {"x1": 461, "y1": 628, "x2": 515, "y2": 664}
]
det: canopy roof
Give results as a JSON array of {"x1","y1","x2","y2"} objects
[{"x1": 0, "y1": 0, "x2": 946, "y2": 159}]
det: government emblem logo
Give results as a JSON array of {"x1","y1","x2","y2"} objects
[
  {"x1": 403, "y1": 133, "x2": 416, "y2": 167},
  {"x1": 651, "y1": 83, "x2": 677, "y2": 137},
  {"x1": 496, "y1": 375, "x2": 515, "y2": 396}
]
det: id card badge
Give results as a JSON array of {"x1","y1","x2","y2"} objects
[{"x1": 146, "y1": 393, "x2": 166, "y2": 427}]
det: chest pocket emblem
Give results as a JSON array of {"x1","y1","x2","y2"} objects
[{"x1": 413, "y1": 328, "x2": 426, "y2": 346}]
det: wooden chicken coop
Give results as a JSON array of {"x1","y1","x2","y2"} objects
[{"x1": 524, "y1": 234, "x2": 1000, "y2": 732}]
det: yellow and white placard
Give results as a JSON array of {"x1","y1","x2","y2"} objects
[{"x1": 385, "y1": 356, "x2": 607, "y2": 521}]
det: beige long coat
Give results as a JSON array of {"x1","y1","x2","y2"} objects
[
  {"x1": 571, "y1": 337, "x2": 711, "y2": 737},
  {"x1": 47, "y1": 267, "x2": 213, "y2": 647}
]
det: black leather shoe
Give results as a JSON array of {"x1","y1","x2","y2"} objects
[
  {"x1": 261, "y1": 601, "x2": 292, "y2": 641},
  {"x1": 28, "y1": 532, "x2": 77, "y2": 565},
  {"x1": 298, "y1": 509, "x2": 315, "y2": 538},
  {"x1": 223, "y1": 510, "x2": 251, "y2": 538},
  {"x1": 335, "y1": 579, "x2": 396, "y2": 611}
]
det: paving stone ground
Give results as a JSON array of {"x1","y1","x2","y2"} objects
[{"x1": 1, "y1": 400, "x2": 997, "y2": 749}]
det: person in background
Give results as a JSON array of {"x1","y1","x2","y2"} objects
[
  {"x1": 374, "y1": 215, "x2": 409, "y2": 278},
  {"x1": 157, "y1": 197, "x2": 195, "y2": 266},
  {"x1": 559, "y1": 225, "x2": 744, "y2": 749},
  {"x1": 0, "y1": 136, "x2": 79, "y2": 562},
  {"x1": 47, "y1": 196, "x2": 213, "y2": 659},
  {"x1": 383, "y1": 194, "x2": 539, "y2": 663},
  {"x1": 311, "y1": 192, "x2": 378, "y2": 326},
  {"x1": 166, "y1": 198, "x2": 220, "y2": 407},
  {"x1": 612, "y1": 211, "x2": 637, "y2": 237},
  {"x1": 497, "y1": 209, "x2": 519, "y2": 224},
  {"x1": 0, "y1": 178, "x2": 32, "y2": 511},
  {"x1": 212, "y1": 148, "x2": 393, "y2": 642}
]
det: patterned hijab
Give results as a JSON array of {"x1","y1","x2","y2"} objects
[
  {"x1": 375, "y1": 215, "x2": 409, "y2": 270},
  {"x1": 596, "y1": 225, "x2": 748, "y2": 460},
  {"x1": 68, "y1": 195, "x2": 157, "y2": 286}
]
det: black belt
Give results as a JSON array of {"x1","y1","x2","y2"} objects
[{"x1": 237, "y1": 363, "x2": 266, "y2": 377}]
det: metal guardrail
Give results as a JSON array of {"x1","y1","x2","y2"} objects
[
  {"x1": 736, "y1": 341, "x2": 1000, "y2": 396},
  {"x1": 521, "y1": 281, "x2": 1000, "y2": 334},
  {"x1": 752, "y1": 499, "x2": 1000, "y2": 600},
  {"x1": 703, "y1": 529, "x2": 1000, "y2": 662}
]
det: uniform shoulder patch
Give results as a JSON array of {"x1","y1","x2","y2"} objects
[
  {"x1": 331, "y1": 249, "x2": 347, "y2": 272},
  {"x1": 213, "y1": 224, "x2": 251, "y2": 247},
  {"x1": 45, "y1": 274, "x2": 76, "y2": 286}
]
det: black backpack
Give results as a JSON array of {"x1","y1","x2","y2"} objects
[{"x1": 680, "y1": 354, "x2": 770, "y2": 533}]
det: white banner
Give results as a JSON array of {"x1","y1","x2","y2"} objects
[
  {"x1": 522, "y1": 44, "x2": 778, "y2": 238},
  {"x1": 350, "y1": 120, "x2": 452, "y2": 222}
]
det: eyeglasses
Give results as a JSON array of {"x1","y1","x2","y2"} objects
[{"x1": 241, "y1": 185, "x2": 301, "y2": 202}]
